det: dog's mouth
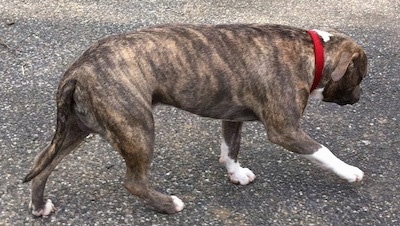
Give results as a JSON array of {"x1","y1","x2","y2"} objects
[{"x1": 338, "y1": 100, "x2": 357, "y2": 106}]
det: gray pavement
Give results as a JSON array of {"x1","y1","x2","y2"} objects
[{"x1": 1, "y1": 0, "x2": 399, "y2": 225}]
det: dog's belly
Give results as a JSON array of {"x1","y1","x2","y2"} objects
[
  {"x1": 155, "y1": 98, "x2": 259, "y2": 121},
  {"x1": 183, "y1": 105, "x2": 259, "y2": 121}
]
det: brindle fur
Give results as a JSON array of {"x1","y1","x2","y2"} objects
[{"x1": 24, "y1": 24, "x2": 367, "y2": 214}]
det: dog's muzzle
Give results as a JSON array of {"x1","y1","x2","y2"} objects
[
  {"x1": 338, "y1": 87, "x2": 363, "y2": 105},
  {"x1": 323, "y1": 86, "x2": 363, "y2": 106}
]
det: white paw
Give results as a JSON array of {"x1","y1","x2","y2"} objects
[
  {"x1": 31, "y1": 199, "x2": 55, "y2": 217},
  {"x1": 220, "y1": 140, "x2": 256, "y2": 185},
  {"x1": 228, "y1": 167, "x2": 256, "y2": 185},
  {"x1": 171, "y1": 195, "x2": 185, "y2": 212},
  {"x1": 333, "y1": 164, "x2": 364, "y2": 183},
  {"x1": 305, "y1": 146, "x2": 364, "y2": 183}
]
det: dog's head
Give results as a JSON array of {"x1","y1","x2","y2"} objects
[{"x1": 318, "y1": 32, "x2": 368, "y2": 105}]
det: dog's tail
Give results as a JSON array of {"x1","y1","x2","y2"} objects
[{"x1": 23, "y1": 79, "x2": 77, "y2": 183}]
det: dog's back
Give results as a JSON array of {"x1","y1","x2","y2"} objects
[{"x1": 62, "y1": 24, "x2": 317, "y2": 122}]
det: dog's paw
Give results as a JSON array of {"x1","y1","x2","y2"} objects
[
  {"x1": 30, "y1": 199, "x2": 55, "y2": 217},
  {"x1": 334, "y1": 164, "x2": 364, "y2": 183},
  {"x1": 228, "y1": 167, "x2": 256, "y2": 185},
  {"x1": 305, "y1": 146, "x2": 364, "y2": 183},
  {"x1": 171, "y1": 196, "x2": 185, "y2": 212}
]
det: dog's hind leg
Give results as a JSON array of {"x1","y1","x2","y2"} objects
[
  {"x1": 105, "y1": 114, "x2": 184, "y2": 214},
  {"x1": 26, "y1": 114, "x2": 89, "y2": 216},
  {"x1": 24, "y1": 79, "x2": 90, "y2": 216},
  {"x1": 219, "y1": 121, "x2": 256, "y2": 185}
]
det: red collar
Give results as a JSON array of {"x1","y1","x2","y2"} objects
[{"x1": 307, "y1": 30, "x2": 324, "y2": 92}]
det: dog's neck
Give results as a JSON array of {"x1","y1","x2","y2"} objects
[{"x1": 307, "y1": 29, "x2": 326, "y2": 92}]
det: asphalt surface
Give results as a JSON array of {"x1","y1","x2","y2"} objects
[{"x1": 1, "y1": 0, "x2": 399, "y2": 225}]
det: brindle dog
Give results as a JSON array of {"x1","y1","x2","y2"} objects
[{"x1": 24, "y1": 24, "x2": 367, "y2": 216}]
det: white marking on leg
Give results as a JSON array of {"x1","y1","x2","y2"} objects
[
  {"x1": 171, "y1": 195, "x2": 185, "y2": 212},
  {"x1": 220, "y1": 140, "x2": 256, "y2": 185},
  {"x1": 31, "y1": 199, "x2": 55, "y2": 216},
  {"x1": 311, "y1": 29, "x2": 333, "y2": 42},
  {"x1": 219, "y1": 139, "x2": 229, "y2": 164},
  {"x1": 304, "y1": 145, "x2": 364, "y2": 182},
  {"x1": 310, "y1": 88, "x2": 324, "y2": 100}
]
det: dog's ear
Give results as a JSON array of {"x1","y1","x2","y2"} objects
[{"x1": 331, "y1": 52, "x2": 357, "y2": 81}]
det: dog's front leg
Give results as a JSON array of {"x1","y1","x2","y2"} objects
[
  {"x1": 303, "y1": 145, "x2": 364, "y2": 182},
  {"x1": 267, "y1": 126, "x2": 364, "y2": 182},
  {"x1": 219, "y1": 121, "x2": 256, "y2": 185}
]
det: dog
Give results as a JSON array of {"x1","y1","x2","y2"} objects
[{"x1": 24, "y1": 24, "x2": 368, "y2": 216}]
